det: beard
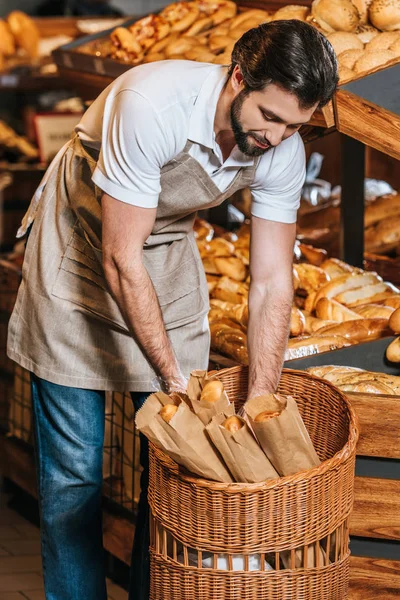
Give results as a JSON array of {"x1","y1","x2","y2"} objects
[{"x1": 230, "y1": 90, "x2": 272, "y2": 157}]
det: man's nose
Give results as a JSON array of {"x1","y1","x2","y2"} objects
[{"x1": 267, "y1": 123, "x2": 287, "y2": 147}]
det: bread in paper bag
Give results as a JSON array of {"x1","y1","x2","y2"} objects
[
  {"x1": 206, "y1": 413, "x2": 279, "y2": 483},
  {"x1": 135, "y1": 391, "x2": 233, "y2": 482},
  {"x1": 186, "y1": 370, "x2": 234, "y2": 425},
  {"x1": 244, "y1": 393, "x2": 320, "y2": 476}
]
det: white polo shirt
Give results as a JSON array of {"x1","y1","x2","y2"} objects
[{"x1": 77, "y1": 60, "x2": 306, "y2": 224}]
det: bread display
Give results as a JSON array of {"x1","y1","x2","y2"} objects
[
  {"x1": 307, "y1": 364, "x2": 400, "y2": 394},
  {"x1": 195, "y1": 217, "x2": 399, "y2": 366},
  {"x1": 74, "y1": 0, "x2": 400, "y2": 84}
]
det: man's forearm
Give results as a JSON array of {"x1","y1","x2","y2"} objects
[
  {"x1": 104, "y1": 258, "x2": 183, "y2": 385},
  {"x1": 247, "y1": 281, "x2": 293, "y2": 398}
]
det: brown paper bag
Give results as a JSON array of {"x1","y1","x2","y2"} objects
[
  {"x1": 245, "y1": 393, "x2": 325, "y2": 569},
  {"x1": 186, "y1": 370, "x2": 234, "y2": 425},
  {"x1": 206, "y1": 414, "x2": 279, "y2": 483},
  {"x1": 135, "y1": 392, "x2": 233, "y2": 483},
  {"x1": 244, "y1": 394, "x2": 320, "y2": 476}
]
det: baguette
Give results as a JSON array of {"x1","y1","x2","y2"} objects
[
  {"x1": 334, "y1": 281, "x2": 399, "y2": 307},
  {"x1": 354, "y1": 304, "x2": 394, "y2": 319},
  {"x1": 384, "y1": 296, "x2": 400, "y2": 309},
  {"x1": 312, "y1": 272, "x2": 382, "y2": 310},
  {"x1": 254, "y1": 410, "x2": 281, "y2": 422},
  {"x1": 315, "y1": 297, "x2": 362, "y2": 322},
  {"x1": 290, "y1": 306, "x2": 306, "y2": 337},
  {"x1": 285, "y1": 335, "x2": 353, "y2": 360},
  {"x1": 319, "y1": 258, "x2": 357, "y2": 279},
  {"x1": 316, "y1": 317, "x2": 390, "y2": 342},
  {"x1": 293, "y1": 263, "x2": 330, "y2": 294},
  {"x1": 303, "y1": 315, "x2": 337, "y2": 334}
]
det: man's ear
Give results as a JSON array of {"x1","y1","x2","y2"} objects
[{"x1": 231, "y1": 64, "x2": 244, "y2": 92}]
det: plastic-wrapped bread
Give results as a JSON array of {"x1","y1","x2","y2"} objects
[{"x1": 285, "y1": 335, "x2": 353, "y2": 360}]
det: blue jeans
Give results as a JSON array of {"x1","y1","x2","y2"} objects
[{"x1": 30, "y1": 373, "x2": 150, "y2": 600}]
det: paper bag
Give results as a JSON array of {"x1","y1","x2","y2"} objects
[
  {"x1": 206, "y1": 414, "x2": 278, "y2": 483},
  {"x1": 244, "y1": 394, "x2": 320, "y2": 476},
  {"x1": 186, "y1": 370, "x2": 234, "y2": 425},
  {"x1": 135, "y1": 392, "x2": 233, "y2": 483}
]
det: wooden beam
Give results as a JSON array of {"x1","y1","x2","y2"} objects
[
  {"x1": 351, "y1": 477, "x2": 400, "y2": 540},
  {"x1": 335, "y1": 89, "x2": 400, "y2": 161},
  {"x1": 347, "y1": 393, "x2": 400, "y2": 459}
]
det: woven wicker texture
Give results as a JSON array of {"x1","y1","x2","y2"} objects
[
  {"x1": 149, "y1": 368, "x2": 358, "y2": 552},
  {"x1": 148, "y1": 367, "x2": 358, "y2": 600}
]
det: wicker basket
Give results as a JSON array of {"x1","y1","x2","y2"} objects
[{"x1": 148, "y1": 367, "x2": 359, "y2": 600}]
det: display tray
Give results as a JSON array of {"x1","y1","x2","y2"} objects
[{"x1": 210, "y1": 336, "x2": 400, "y2": 375}]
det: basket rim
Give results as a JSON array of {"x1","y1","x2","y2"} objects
[{"x1": 151, "y1": 367, "x2": 359, "y2": 493}]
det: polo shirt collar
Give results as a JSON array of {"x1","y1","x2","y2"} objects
[{"x1": 188, "y1": 65, "x2": 253, "y2": 167}]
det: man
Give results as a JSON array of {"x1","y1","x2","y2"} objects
[{"x1": 8, "y1": 19, "x2": 338, "y2": 600}]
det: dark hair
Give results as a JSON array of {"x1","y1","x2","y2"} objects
[{"x1": 228, "y1": 20, "x2": 338, "y2": 109}]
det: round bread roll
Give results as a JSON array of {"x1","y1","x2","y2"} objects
[
  {"x1": 200, "y1": 380, "x2": 224, "y2": 403},
  {"x1": 339, "y1": 64, "x2": 356, "y2": 81},
  {"x1": 369, "y1": 0, "x2": 400, "y2": 31},
  {"x1": 354, "y1": 48, "x2": 396, "y2": 73},
  {"x1": 357, "y1": 24, "x2": 379, "y2": 43},
  {"x1": 386, "y1": 336, "x2": 400, "y2": 362},
  {"x1": 0, "y1": 20, "x2": 15, "y2": 56},
  {"x1": 339, "y1": 48, "x2": 364, "y2": 68},
  {"x1": 160, "y1": 2, "x2": 200, "y2": 32},
  {"x1": 366, "y1": 31, "x2": 400, "y2": 50},
  {"x1": 327, "y1": 31, "x2": 364, "y2": 55},
  {"x1": 352, "y1": 0, "x2": 373, "y2": 24},
  {"x1": 254, "y1": 410, "x2": 281, "y2": 423},
  {"x1": 389, "y1": 307, "x2": 400, "y2": 333},
  {"x1": 159, "y1": 404, "x2": 179, "y2": 423},
  {"x1": 222, "y1": 415, "x2": 243, "y2": 432},
  {"x1": 273, "y1": 5, "x2": 310, "y2": 21},
  {"x1": 7, "y1": 10, "x2": 40, "y2": 58},
  {"x1": 311, "y1": 0, "x2": 360, "y2": 32}
]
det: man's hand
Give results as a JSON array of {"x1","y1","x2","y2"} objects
[
  {"x1": 101, "y1": 193, "x2": 184, "y2": 382},
  {"x1": 247, "y1": 216, "x2": 295, "y2": 399}
]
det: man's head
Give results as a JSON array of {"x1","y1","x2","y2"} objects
[{"x1": 227, "y1": 19, "x2": 338, "y2": 157}]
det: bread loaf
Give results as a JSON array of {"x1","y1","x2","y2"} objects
[
  {"x1": 311, "y1": 0, "x2": 360, "y2": 32},
  {"x1": 386, "y1": 337, "x2": 400, "y2": 362},
  {"x1": 384, "y1": 295, "x2": 400, "y2": 309},
  {"x1": 212, "y1": 276, "x2": 248, "y2": 304},
  {"x1": 364, "y1": 214, "x2": 400, "y2": 254},
  {"x1": 291, "y1": 307, "x2": 306, "y2": 337},
  {"x1": 312, "y1": 272, "x2": 381, "y2": 311},
  {"x1": 334, "y1": 281, "x2": 399, "y2": 307},
  {"x1": 316, "y1": 317, "x2": 390, "y2": 342},
  {"x1": 285, "y1": 335, "x2": 353, "y2": 360},
  {"x1": 319, "y1": 258, "x2": 356, "y2": 279},
  {"x1": 214, "y1": 257, "x2": 247, "y2": 281},
  {"x1": 222, "y1": 415, "x2": 243, "y2": 432},
  {"x1": 159, "y1": 404, "x2": 178, "y2": 423},
  {"x1": 315, "y1": 297, "x2": 362, "y2": 322},
  {"x1": 254, "y1": 410, "x2": 281, "y2": 422},
  {"x1": 369, "y1": 0, "x2": 400, "y2": 31},
  {"x1": 293, "y1": 263, "x2": 330, "y2": 293},
  {"x1": 354, "y1": 304, "x2": 394, "y2": 319},
  {"x1": 298, "y1": 243, "x2": 328, "y2": 266},
  {"x1": 389, "y1": 307, "x2": 400, "y2": 333},
  {"x1": 7, "y1": 10, "x2": 40, "y2": 58},
  {"x1": 364, "y1": 193, "x2": 400, "y2": 227},
  {"x1": 200, "y1": 380, "x2": 224, "y2": 403}
]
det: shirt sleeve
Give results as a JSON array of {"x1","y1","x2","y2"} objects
[
  {"x1": 92, "y1": 89, "x2": 170, "y2": 207},
  {"x1": 250, "y1": 133, "x2": 306, "y2": 224}
]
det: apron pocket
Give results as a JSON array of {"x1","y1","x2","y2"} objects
[{"x1": 52, "y1": 231, "x2": 208, "y2": 332}]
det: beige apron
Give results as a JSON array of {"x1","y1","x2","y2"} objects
[{"x1": 8, "y1": 135, "x2": 257, "y2": 391}]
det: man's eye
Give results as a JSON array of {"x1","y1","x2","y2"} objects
[{"x1": 262, "y1": 112, "x2": 272, "y2": 121}]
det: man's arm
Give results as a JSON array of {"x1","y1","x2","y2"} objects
[
  {"x1": 101, "y1": 192, "x2": 186, "y2": 391},
  {"x1": 247, "y1": 216, "x2": 296, "y2": 398}
]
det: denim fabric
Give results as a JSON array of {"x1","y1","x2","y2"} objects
[{"x1": 30, "y1": 373, "x2": 149, "y2": 600}]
